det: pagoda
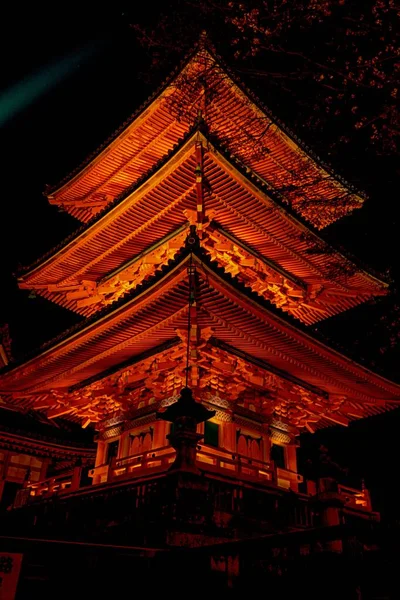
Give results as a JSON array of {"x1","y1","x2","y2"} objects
[{"x1": 0, "y1": 35, "x2": 399, "y2": 596}]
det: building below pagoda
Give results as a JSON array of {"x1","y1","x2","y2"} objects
[
  {"x1": 0, "y1": 384, "x2": 386, "y2": 598},
  {"x1": 0, "y1": 36, "x2": 399, "y2": 598}
]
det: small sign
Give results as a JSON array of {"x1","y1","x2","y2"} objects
[{"x1": 0, "y1": 553, "x2": 23, "y2": 600}]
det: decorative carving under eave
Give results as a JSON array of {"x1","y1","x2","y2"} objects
[
  {"x1": 202, "y1": 228, "x2": 370, "y2": 325},
  {"x1": 44, "y1": 229, "x2": 189, "y2": 315},
  {"x1": 269, "y1": 427, "x2": 293, "y2": 445},
  {"x1": 206, "y1": 230, "x2": 307, "y2": 311},
  {"x1": 7, "y1": 339, "x2": 353, "y2": 433},
  {"x1": 0, "y1": 432, "x2": 95, "y2": 460}
]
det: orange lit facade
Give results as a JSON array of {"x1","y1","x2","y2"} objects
[{"x1": 0, "y1": 42, "x2": 398, "y2": 581}]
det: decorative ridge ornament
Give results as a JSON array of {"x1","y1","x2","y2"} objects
[{"x1": 198, "y1": 30, "x2": 215, "y2": 54}]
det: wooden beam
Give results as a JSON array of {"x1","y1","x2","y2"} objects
[
  {"x1": 324, "y1": 412, "x2": 349, "y2": 427},
  {"x1": 47, "y1": 406, "x2": 75, "y2": 419}
]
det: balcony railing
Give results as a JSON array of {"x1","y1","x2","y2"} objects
[
  {"x1": 6, "y1": 464, "x2": 314, "y2": 543},
  {"x1": 13, "y1": 467, "x2": 81, "y2": 508},
  {"x1": 12, "y1": 445, "x2": 372, "y2": 524},
  {"x1": 89, "y1": 445, "x2": 277, "y2": 486},
  {"x1": 111, "y1": 445, "x2": 174, "y2": 479},
  {"x1": 338, "y1": 483, "x2": 372, "y2": 512},
  {"x1": 197, "y1": 445, "x2": 276, "y2": 483}
]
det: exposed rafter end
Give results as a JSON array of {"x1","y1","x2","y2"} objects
[
  {"x1": 324, "y1": 412, "x2": 349, "y2": 427},
  {"x1": 341, "y1": 403, "x2": 364, "y2": 418},
  {"x1": 47, "y1": 406, "x2": 75, "y2": 419},
  {"x1": 33, "y1": 400, "x2": 52, "y2": 410}
]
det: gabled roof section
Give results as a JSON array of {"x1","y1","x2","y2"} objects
[
  {"x1": 0, "y1": 407, "x2": 95, "y2": 454},
  {"x1": 2, "y1": 246, "x2": 400, "y2": 429},
  {"x1": 46, "y1": 44, "x2": 364, "y2": 229},
  {"x1": 20, "y1": 132, "x2": 386, "y2": 325}
]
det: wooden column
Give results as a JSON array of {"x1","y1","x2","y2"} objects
[
  {"x1": 0, "y1": 451, "x2": 11, "y2": 504},
  {"x1": 270, "y1": 420, "x2": 300, "y2": 492},
  {"x1": 71, "y1": 460, "x2": 83, "y2": 491},
  {"x1": 222, "y1": 421, "x2": 236, "y2": 453},
  {"x1": 153, "y1": 419, "x2": 168, "y2": 448},
  {"x1": 316, "y1": 477, "x2": 345, "y2": 553},
  {"x1": 119, "y1": 432, "x2": 130, "y2": 458},
  {"x1": 285, "y1": 444, "x2": 298, "y2": 473},
  {"x1": 39, "y1": 458, "x2": 50, "y2": 482},
  {"x1": 92, "y1": 440, "x2": 106, "y2": 485},
  {"x1": 264, "y1": 432, "x2": 271, "y2": 462}
]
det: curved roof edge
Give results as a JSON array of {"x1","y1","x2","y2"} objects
[
  {"x1": 3, "y1": 243, "x2": 399, "y2": 392},
  {"x1": 19, "y1": 127, "x2": 388, "y2": 292},
  {"x1": 45, "y1": 35, "x2": 366, "y2": 210}
]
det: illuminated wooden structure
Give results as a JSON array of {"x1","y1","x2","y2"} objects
[
  {"x1": 0, "y1": 324, "x2": 11, "y2": 369},
  {"x1": 0, "y1": 327, "x2": 96, "y2": 510},
  {"x1": 0, "y1": 407, "x2": 95, "y2": 510},
  {"x1": 1, "y1": 39, "x2": 399, "y2": 561}
]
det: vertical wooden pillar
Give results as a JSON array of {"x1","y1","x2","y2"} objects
[
  {"x1": 93, "y1": 440, "x2": 106, "y2": 485},
  {"x1": 71, "y1": 460, "x2": 82, "y2": 491},
  {"x1": 95, "y1": 440, "x2": 106, "y2": 466},
  {"x1": 285, "y1": 444, "x2": 298, "y2": 472},
  {"x1": 264, "y1": 433, "x2": 271, "y2": 462},
  {"x1": 153, "y1": 420, "x2": 168, "y2": 448},
  {"x1": 270, "y1": 421, "x2": 300, "y2": 492},
  {"x1": 0, "y1": 480, "x2": 5, "y2": 506},
  {"x1": 39, "y1": 458, "x2": 50, "y2": 482},
  {"x1": 120, "y1": 432, "x2": 130, "y2": 458},
  {"x1": 224, "y1": 421, "x2": 236, "y2": 454},
  {"x1": 317, "y1": 477, "x2": 344, "y2": 552},
  {"x1": 0, "y1": 451, "x2": 10, "y2": 504},
  {"x1": 285, "y1": 444, "x2": 299, "y2": 492},
  {"x1": 197, "y1": 422, "x2": 205, "y2": 438}
]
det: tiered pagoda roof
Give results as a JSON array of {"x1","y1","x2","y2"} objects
[
  {"x1": 19, "y1": 131, "x2": 385, "y2": 325},
  {"x1": 0, "y1": 406, "x2": 95, "y2": 465},
  {"x1": 2, "y1": 37, "x2": 399, "y2": 433},
  {"x1": 2, "y1": 245, "x2": 400, "y2": 431},
  {"x1": 45, "y1": 43, "x2": 365, "y2": 229}
]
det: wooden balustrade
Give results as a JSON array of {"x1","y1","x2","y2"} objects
[
  {"x1": 196, "y1": 445, "x2": 275, "y2": 483},
  {"x1": 7, "y1": 467, "x2": 315, "y2": 539},
  {"x1": 13, "y1": 464, "x2": 85, "y2": 507},
  {"x1": 13, "y1": 471, "x2": 74, "y2": 507},
  {"x1": 11, "y1": 444, "x2": 370, "y2": 521},
  {"x1": 107, "y1": 444, "x2": 276, "y2": 485},
  {"x1": 338, "y1": 483, "x2": 372, "y2": 511},
  {"x1": 29, "y1": 470, "x2": 75, "y2": 496},
  {"x1": 110, "y1": 445, "x2": 175, "y2": 479}
]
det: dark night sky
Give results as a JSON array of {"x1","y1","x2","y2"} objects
[{"x1": 0, "y1": 5, "x2": 399, "y2": 519}]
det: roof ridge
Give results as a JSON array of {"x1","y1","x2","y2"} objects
[{"x1": 203, "y1": 43, "x2": 367, "y2": 203}]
